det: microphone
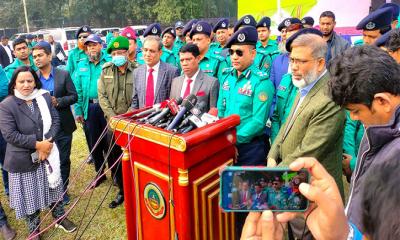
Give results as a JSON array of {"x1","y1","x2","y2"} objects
[
  {"x1": 201, "y1": 107, "x2": 219, "y2": 124},
  {"x1": 178, "y1": 106, "x2": 216, "y2": 133},
  {"x1": 177, "y1": 101, "x2": 207, "y2": 130},
  {"x1": 166, "y1": 94, "x2": 198, "y2": 131},
  {"x1": 132, "y1": 100, "x2": 168, "y2": 118},
  {"x1": 148, "y1": 97, "x2": 182, "y2": 125}
]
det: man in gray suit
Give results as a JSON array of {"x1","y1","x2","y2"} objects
[
  {"x1": 169, "y1": 43, "x2": 219, "y2": 111},
  {"x1": 32, "y1": 41, "x2": 78, "y2": 205},
  {"x1": 131, "y1": 36, "x2": 179, "y2": 109},
  {"x1": 48, "y1": 35, "x2": 67, "y2": 67}
]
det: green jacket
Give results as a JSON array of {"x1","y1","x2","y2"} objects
[
  {"x1": 66, "y1": 47, "x2": 88, "y2": 83},
  {"x1": 74, "y1": 53, "x2": 111, "y2": 120},
  {"x1": 270, "y1": 73, "x2": 298, "y2": 143},
  {"x1": 4, "y1": 55, "x2": 38, "y2": 80},
  {"x1": 161, "y1": 46, "x2": 180, "y2": 70},
  {"x1": 199, "y1": 48, "x2": 227, "y2": 80},
  {"x1": 217, "y1": 64, "x2": 275, "y2": 144},
  {"x1": 254, "y1": 40, "x2": 279, "y2": 78},
  {"x1": 98, "y1": 61, "x2": 137, "y2": 121},
  {"x1": 0, "y1": 66, "x2": 8, "y2": 101},
  {"x1": 343, "y1": 111, "x2": 364, "y2": 171},
  {"x1": 268, "y1": 72, "x2": 345, "y2": 197},
  {"x1": 173, "y1": 38, "x2": 185, "y2": 54}
]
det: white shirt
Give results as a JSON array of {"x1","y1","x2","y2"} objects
[
  {"x1": 145, "y1": 61, "x2": 160, "y2": 95},
  {"x1": 180, "y1": 69, "x2": 200, "y2": 98},
  {"x1": 2, "y1": 44, "x2": 13, "y2": 63},
  {"x1": 50, "y1": 43, "x2": 56, "y2": 57}
]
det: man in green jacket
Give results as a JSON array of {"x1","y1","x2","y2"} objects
[
  {"x1": 4, "y1": 38, "x2": 37, "y2": 80},
  {"x1": 161, "y1": 27, "x2": 180, "y2": 69},
  {"x1": 74, "y1": 34, "x2": 111, "y2": 190}
]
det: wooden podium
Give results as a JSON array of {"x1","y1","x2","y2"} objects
[{"x1": 110, "y1": 110, "x2": 240, "y2": 240}]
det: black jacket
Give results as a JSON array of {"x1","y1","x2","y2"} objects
[{"x1": 0, "y1": 93, "x2": 60, "y2": 173}]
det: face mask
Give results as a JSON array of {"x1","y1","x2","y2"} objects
[{"x1": 112, "y1": 55, "x2": 127, "y2": 67}]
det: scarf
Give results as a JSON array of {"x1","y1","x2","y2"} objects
[{"x1": 14, "y1": 88, "x2": 62, "y2": 189}]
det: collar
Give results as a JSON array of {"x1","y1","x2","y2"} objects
[
  {"x1": 256, "y1": 40, "x2": 274, "y2": 48},
  {"x1": 299, "y1": 69, "x2": 327, "y2": 97},
  {"x1": 38, "y1": 67, "x2": 54, "y2": 79},
  {"x1": 147, "y1": 61, "x2": 161, "y2": 72},
  {"x1": 184, "y1": 69, "x2": 200, "y2": 82},
  {"x1": 233, "y1": 66, "x2": 252, "y2": 80}
]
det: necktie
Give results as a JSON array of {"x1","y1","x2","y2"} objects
[
  {"x1": 145, "y1": 68, "x2": 154, "y2": 107},
  {"x1": 183, "y1": 78, "x2": 193, "y2": 98}
]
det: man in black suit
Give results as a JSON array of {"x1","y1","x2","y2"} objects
[
  {"x1": 48, "y1": 35, "x2": 67, "y2": 67},
  {"x1": 131, "y1": 36, "x2": 179, "y2": 109},
  {"x1": 32, "y1": 41, "x2": 78, "y2": 205},
  {"x1": 0, "y1": 36, "x2": 13, "y2": 68}
]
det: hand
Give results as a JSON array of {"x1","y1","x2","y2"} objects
[
  {"x1": 51, "y1": 96, "x2": 58, "y2": 107},
  {"x1": 76, "y1": 115, "x2": 84, "y2": 124},
  {"x1": 35, "y1": 140, "x2": 53, "y2": 161},
  {"x1": 276, "y1": 157, "x2": 349, "y2": 240},
  {"x1": 241, "y1": 211, "x2": 285, "y2": 240},
  {"x1": 267, "y1": 158, "x2": 277, "y2": 167}
]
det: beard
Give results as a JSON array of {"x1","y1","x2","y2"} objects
[
  {"x1": 292, "y1": 65, "x2": 319, "y2": 89},
  {"x1": 89, "y1": 52, "x2": 100, "y2": 62}
]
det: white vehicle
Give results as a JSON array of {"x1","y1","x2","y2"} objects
[{"x1": 35, "y1": 27, "x2": 79, "y2": 56}]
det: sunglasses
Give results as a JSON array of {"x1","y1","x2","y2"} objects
[{"x1": 229, "y1": 49, "x2": 244, "y2": 57}]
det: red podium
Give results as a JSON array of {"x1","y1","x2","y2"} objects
[{"x1": 110, "y1": 110, "x2": 240, "y2": 240}]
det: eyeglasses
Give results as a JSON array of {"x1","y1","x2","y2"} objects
[
  {"x1": 289, "y1": 57, "x2": 316, "y2": 66},
  {"x1": 78, "y1": 35, "x2": 89, "y2": 40},
  {"x1": 229, "y1": 49, "x2": 244, "y2": 57}
]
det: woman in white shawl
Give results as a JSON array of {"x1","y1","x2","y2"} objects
[{"x1": 0, "y1": 66, "x2": 76, "y2": 239}]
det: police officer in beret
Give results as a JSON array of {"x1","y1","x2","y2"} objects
[
  {"x1": 190, "y1": 21, "x2": 227, "y2": 79},
  {"x1": 301, "y1": 16, "x2": 314, "y2": 28},
  {"x1": 217, "y1": 25, "x2": 274, "y2": 237},
  {"x1": 174, "y1": 21, "x2": 185, "y2": 53},
  {"x1": 74, "y1": 34, "x2": 111, "y2": 185},
  {"x1": 254, "y1": 16, "x2": 279, "y2": 76},
  {"x1": 182, "y1": 19, "x2": 199, "y2": 44},
  {"x1": 137, "y1": 23, "x2": 162, "y2": 65},
  {"x1": 233, "y1": 14, "x2": 257, "y2": 32},
  {"x1": 161, "y1": 27, "x2": 180, "y2": 69},
  {"x1": 120, "y1": 26, "x2": 138, "y2": 63},
  {"x1": 356, "y1": 7, "x2": 393, "y2": 45},
  {"x1": 98, "y1": 36, "x2": 137, "y2": 208},
  {"x1": 212, "y1": 18, "x2": 230, "y2": 57},
  {"x1": 379, "y1": 3, "x2": 400, "y2": 29}
]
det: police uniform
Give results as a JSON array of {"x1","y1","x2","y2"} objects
[
  {"x1": 254, "y1": 17, "x2": 279, "y2": 77},
  {"x1": 173, "y1": 21, "x2": 185, "y2": 53},
  {"x1": 66, "y1": 25, "x2": 92, "y2": 83},
  {"x1": 161, "y1": 27, "x2": 180, "y2": 69},
  {"x1": 190, "y1": 21, "x2": 228, "y2": 80},
  {"x1": 213, "y1": 18, "x2": 230, "y2": 58},
  {"x1": 233, "y1": 14, "x2": 257, "y2": 32},
  {"x1": 136, "y1": 23, "x2": 162, "y2": 65},
  {"x1": 356, "y1": 7, "x2": 393, "y2": 44},
  {"x1": 74, "y1": 34, "x2": 111, "y2": 186},
  {"x1": 98, "y1": 36, "x2": 136, "y2": 208}
]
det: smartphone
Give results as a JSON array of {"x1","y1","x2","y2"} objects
[
  {"x1": 220, "y1": 166, "x2": 310, "y2": 212},
  {"x1": 31, "y1": 151, "x2": 39, "y2": 164}
]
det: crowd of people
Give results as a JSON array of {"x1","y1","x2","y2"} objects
[{"x1": 0, "y1": 1, "x2": 399, "y2": 239}]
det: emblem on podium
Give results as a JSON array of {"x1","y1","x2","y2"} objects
[{"x1": 143, "y1": 182, "x2": 166, "y2": 220}]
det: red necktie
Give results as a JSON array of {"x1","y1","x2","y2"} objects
[
  {"x1": 145, "y1": 68, "x2": 154, "y2": 107},
  {"x1": 183, "y1": 78, "x2": 193, "y2": 98}
]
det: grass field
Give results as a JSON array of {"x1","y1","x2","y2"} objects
[{"x1": 0, "y1": 127, "x2": 127, "y2": 240}]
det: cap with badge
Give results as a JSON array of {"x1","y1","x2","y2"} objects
[
  {"x1": 120, "y1": 27, "x2": 137, "y2": 40},
  {"x1": 106, "y1": 36, "x2": 129, "y2": 54},
  {"x1": 33, "y1": 41, "x2": 51, "y2": 52},
  {"x1": 183, "y1": 19, "x2": 199, "y2": 36},
  {"x1": 379, "y1": 3, "x2": 400, "y2": 21},
  {"x1": 76, "y1": 25, "x2": 92, "y2": 39},
  {"x1": 175, "y1": 21, "x2": 185, "y2": 29},
  {"x1": 84, "y1": 34, "x2": 103, "y2": 45},
  {"x1": 301, "y1": 16, "x2": 315, "y2": 26},
  {"x1": 375, "y1": 29, "x2": 392, "y2": 47},
  {"x1": 213, "y1": 18, "x2": 229, "y2": 33},
  {"x1": 285, "y1": 28, "x2": 323, "y2": 52},
  {"x1": 256, "y1": 16, "x2": 271, "y2": 29},
  {"x1": 162, "y1": 27, "x2": 176, "y2": 38},
  {"x1": 278, "y1": 18, "x2": 302, "y2": 31},
  {"x1": 356, "y1": 7, "x2": 393, "y2": 31},
  {"x1": 225, "y1": 26, "x2": 258, "y2": 48},
  {"x1": 190, "y1": 21, "x2": 212, "y2": 38},
  {"x1": 26, "y1": 34, "x2": 34, "y2": 40},
  {"x1": 143, "y1": 23, "x2": 162, "y2": 38},
  {"x1": 234, "y1": 15, "x2": 257, "y2": 32}
]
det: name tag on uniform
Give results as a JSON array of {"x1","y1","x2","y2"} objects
[
  {"x1": 277, "y1": 85, "x2": 287, "y2": 91},
  {"x1": 238, "y1": 88, "x2": 252, "y2": 96},
  {"x1": 79, "y1": 68, "x2": 88, "y2": 72},
  {"x1": 222, "y1": 81, "x2": 230, "y2": 90},
  {"x1": 104, "y1": 75, "x2": 113, "y2": 79}
]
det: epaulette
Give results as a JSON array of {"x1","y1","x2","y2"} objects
[
  {"x1": 102, "y1": 61, "x2": 113, "y2": 69},
  {"x1": 221, "y1": 67, "x2": 234, "y2": 74},
  {"x1": 211, "y1": 53, "x2": 225, "y2": 61}
]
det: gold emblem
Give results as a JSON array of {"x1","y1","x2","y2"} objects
[
  {"x1": 113, "y1": 42, "x2": 120, "y2": 48},
  {"x1": 259, "y1": 92, "x2": 268, "y2": 102}
]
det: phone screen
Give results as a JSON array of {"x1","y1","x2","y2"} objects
[{"x1": 220, "y1": 167, "x2": 309, "y2": 212}]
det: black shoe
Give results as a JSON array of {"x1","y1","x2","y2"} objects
[
  {"x1": 55, "y1": 218, "x2": 77, "y2": 233},
  {"x1": 89, "y1": 176, "x2": 106, "y2": 189},
  {"x1": 109, "y1": 194, "x2": 124, "y2": 209}
]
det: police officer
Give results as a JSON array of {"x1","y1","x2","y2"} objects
[
  {"x1": 233, "y1": 14, "x2": 257, "y2": 32},
  {"x1": 161, "y1": 27, "x2": 180, "y2": 68},
  {"x1": 66, "y1": 25, "x2": 92, "y2": 82},
  {"x1": 212, "y1": 18, "x2": 230, "y2": 57},
  {"x1": 356, "y1": 7, "x2": 393, "y2": 45},
  {"x1": 217, "y1": 26, "x2": 274, "y2": 237},
  {"x1": 120, "y1": 26, "x2": 138, "y2": 63},
  {"x1": 173, "y1": 21, "x2": 185, "y2": 53},
  {"x1": 255, "y1": 16, "x2": 279, "y2": 76},
  {"x1": 182, "y1": 19, "x2": 199, "y2": 44},
  {"x1": 301, "y1": 16, "x2": 315, "y2": 28},
  {"x1": 379, "y1": 3, "x2": 400, "y2": 29},
  {"x1": 74, "y1": 34, "x2": 111, "y2": 188},
  {"x1": 136, "y1": 23, "x2": 162, "y2": 65},
  {"x1": 98, "y1": 36, "x2": 136, "y2": 208},
  {"x1": 190, "y1": 21, "x2": 227, "y2": 80}
]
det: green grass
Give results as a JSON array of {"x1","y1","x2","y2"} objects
[{"x1": 0, "y1": 127, "x2": 127, "y2": 239}]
